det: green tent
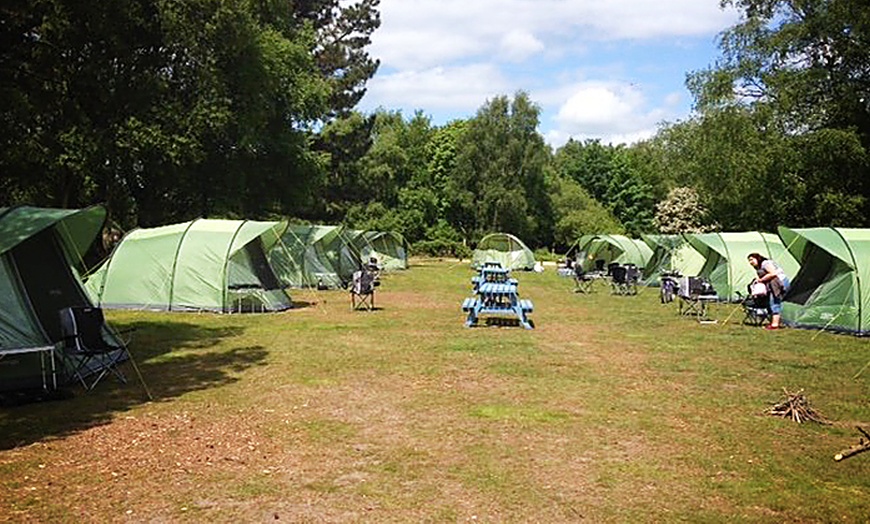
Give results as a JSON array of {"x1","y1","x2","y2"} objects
[
  {"x1": 779, "y1": 227, "x2": 870, "y2": 335},
  {"x1": 569, "y1": 234, "x2": 653, "y2": 272},
  {"x1": 270, "y1": 224, "x2": 362, "y2": 289},
  {"x1": 685, "y1": 231, "x2": 800, "y2": 301},
  {"x1": 350, "y1": 230, "x2": 409, "y2": 271},
  {"x1": 86, "y1": 219, "x2": 292, "y2": 312},
  {"x1": 471, "y1": 233, "x2": 536, "y2": 270},
  {"x1": 0, "y1": 205, "x2": 123, "y2": 391},
  {"x1": 641, "y1": 234, "x2": 705, "y2": 284}
]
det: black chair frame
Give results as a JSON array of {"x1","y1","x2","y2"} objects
[{"x1": 59, "y1": 306, "x2": 128, "y2": 390}]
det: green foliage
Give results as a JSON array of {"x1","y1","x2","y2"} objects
[
  {"x1": 0, "y1": 0, "x2": 335, "y2": 227},
  {"x1": 410, "y1": 219, "x2": 470, "y2": 257},
  {"x1": 683, "y1": 0, "x2": 870, "y2": 227},
  {"x1": 448, "y1": 92, "x2": 552, "y2": 246},
  {"x1": 790, "y1": 128, "x2": 869, "y2": 227},
  {"x1": 652, "y1": 107, "x2": 788, "y2": 231},
  {"x1": 604, "y1": 151, "x2": 656, "y2": 237},
  {"x1": 298, "y1": 0, "x2": 381, "y2": 116},
  {"x1": 553, "y1": 139, "x2": 615, "y2": 202},
  {"x1": 547, "y1": 171, "x2": 624, "y2": 249},
  {"x1": 553, "y1": 139, "x2": 656, "y2": 238}
]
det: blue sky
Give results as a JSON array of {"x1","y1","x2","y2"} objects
[{"x1": 357, "y1": 0, "x2": 742, "y2": 146}]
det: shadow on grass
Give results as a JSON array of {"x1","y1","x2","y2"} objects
[
  {"x1": 0, "y1": 318, "x2": 265, "y2": 450},
  {"x1": 291, "y1": 300, "x2": 316, "y2": 309}
]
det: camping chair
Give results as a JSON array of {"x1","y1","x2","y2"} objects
[
  {"x1": 660, "y1": 272, "x2": 679, "y2": 304},
  {"x1": 58, "y1": 306, "x2": 128, "y2": 390},
  {"x1": 573, "y1": 265, "x2": 595, "y2": 293},
  {"x1": 677, "y1": 277, "x2": 718, "y2": 319},
  {"x1": 739, "y1": 283, "x2": 770, "y2": 326},
  {"x1": 350, "y1": 268, "x2": 376, "y2": 311},
  {"x1": 610, "y1": 264, "x2": 639, "y2": 295}
]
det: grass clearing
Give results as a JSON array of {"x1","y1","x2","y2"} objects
[{"x1": 1, "y1": 258, "x2": 869, "y2": 522}]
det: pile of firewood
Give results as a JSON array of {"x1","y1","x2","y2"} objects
[{"x1": 764, "y1": 388, "x2": 831, "y2": 424}]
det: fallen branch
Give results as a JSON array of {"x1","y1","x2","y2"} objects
[
  {"x1": 764, "y1": 388, "x2": 831, "y2": 425},
  {"x1": 834, "y1": 426, "x2": 870, "y2": 462}
]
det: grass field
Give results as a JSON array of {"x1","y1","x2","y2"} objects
[{"x1": 1, "y1": 258, "x2": 869, "y2": 522}]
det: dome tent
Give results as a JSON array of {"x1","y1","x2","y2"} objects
[
  {"x1": 86, "y1": 219, "x2": 292, "y2": 313},
  {"x1": 569, "y1": 234, "x2": 652, "y2": 272},
  {"x1": 779, "y1": 226, "x2": 870, "y2": 335},
  {"x1": 349, "y1": 230, "x2": 409, "y2": 271},
  {"x1": 471, "y1": 233, "x2": 536, "y2": 271}
]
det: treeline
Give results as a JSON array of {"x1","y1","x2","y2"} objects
[{"x1": 2, "y1": 0, "x2": 869, "y2": 255}]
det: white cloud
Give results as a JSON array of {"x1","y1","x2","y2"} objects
[
  {"x1": 359, "y1": 1, "x2": 738, "y2": 144},
  {"x1": 364, "y1": 64, "x2": 510, "y2": 111},
  {"x1": 664, "y1": 92, "x2": 683, "y2": 107},
  {"x1": 557, "y1": 85, "x2": 638, "y2": 129},
  {"x1": 546, "y1": 82, "x2": 669, "y2": 146},
  {"x1": 499, "y1": 30, "x2": 545, "y2": 62},
  {"x1": 372, "y1": 0, "x2": 739, "y2": 69}
]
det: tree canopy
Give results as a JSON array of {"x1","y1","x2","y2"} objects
[{"x1": 2, "y1": 0, "x2": 868, "y2": 257}]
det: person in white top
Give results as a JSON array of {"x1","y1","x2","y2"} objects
[{"x1": 747, "y1": 252, "x2": 790, "y2": 330}]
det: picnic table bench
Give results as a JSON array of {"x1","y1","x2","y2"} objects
[
  {"x1": 471, "y1": 274, "x2": 518, "y2": 292},
  {"x1": 462, "y1": 265, "x2": 534, "y2": 329}
]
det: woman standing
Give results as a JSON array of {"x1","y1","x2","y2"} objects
[{"x1": 747, "y1": 253, "x2": 790, "y2": 330}]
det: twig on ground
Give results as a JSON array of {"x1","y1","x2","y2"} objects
[{"x1": 834, "y1": 426, "x2": 870, "y2": 462}]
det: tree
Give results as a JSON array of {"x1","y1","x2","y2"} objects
[
  {"x1": 0, "y1": 1, "x2": 381, "y2": 227},
  {"x1": 553, "y1": 139, "x2": 615, "y2": 202},
  {"x1": 686, "y1": 0, "x2": 870, "y2": 224},
  {"x1": 693, "y1": 0, "x2": 870, "y2": 139},
  {"x1": 314, "y1": 111, "x2": 376, "y2": 220},
  {"x1": 652, "y1": 107, "x2": 789, "y2": 231},
  {"x1": 604, "y1": 150, "x2": 656, "y2": 237},
  {"x1": 449, "y1": 92, "x2": 551, "y2": 245},
  {"x1": 654, "y1": 187, "x2": 713, "y2": 234},
  {"x1": 548, "y1": 172, "x2": 624, "y2": 248},
  {"x1": 290, "y1": 0, "x2": 381, "y2": 117}
]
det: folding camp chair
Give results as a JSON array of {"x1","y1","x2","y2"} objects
[
  {"x1": 677, "y1": 277, "x2": 718, "y2": 320},
  {"x1": 573, "y1": 265, "x2": 595, "y2": 293},
  {"x1": 610, "y1": 264, "x2": 639, "y2": 295},
  {"x1": 660, "y1": 273, "x2": 679, "y2": 304},
  {"x1": 350, "y1": 269, "x2": 376, "y2": 311},
  {"x1": 739, "y1": 284, "x2": 771, "y2": 326},
  {"x1": 58, "y1": 306, "x2": 128, "y2": 390}
]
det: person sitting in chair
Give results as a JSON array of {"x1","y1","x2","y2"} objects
[{"x1": 364, "y1": 257, "x2": 381, "y2": 286}]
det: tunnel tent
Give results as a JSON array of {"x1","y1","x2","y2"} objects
[
  {"x1": 349, "y1": 230, "x2": 409, "y2": 271},
  {"x1": 85, "y1": 219, "x2": 292, "y2": 313},
  {"x1": 269, "y1": 224, "x2": 361, "y2": 289},
  {"x1": 0, "y1": 205, "x2": 124, "y2": 391},
  {"x1": 684, "y1": 231, "x2": 800, "y2": 302},
  {"x1": 320, "y1": 226, "x2": 369, "y2": 282},
  {"x1": 778, "y1": 226, "x2": 870, "y2": 335},
  {"x1": 569, "y1": 234, "x2": 653, "y2": 272},
  {"x1": 471, "y1": 233, "x2": 536, "y2": 271},
  {"x1": 641, "y1": 234, "x2": 705, "y2": 284}
]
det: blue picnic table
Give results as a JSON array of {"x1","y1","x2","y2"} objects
[{"x1": 462, "y1": 266, "x2": 534, "y2": 329}]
